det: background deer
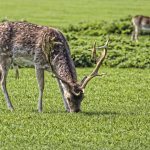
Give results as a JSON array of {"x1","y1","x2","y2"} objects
[
  {"x1": 0, "y1": 21, "x2": 108, "y2": 113},
  {"x1": 131, "y1": 15, "x2": 150, "y2": 41}
]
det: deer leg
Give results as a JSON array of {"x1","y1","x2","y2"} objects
[
  {"x1": 131, "y1": 30, "x2": 135, "y2": 41},
  {"x1": 13, "y1": 64, "x2": 19, "y2": 79},
  {"x1": 0, "y1": 65, "x2": 14, "y2": 111},
  {"x1": 57, "y1": 79, "x2": 70, "y2": 112},
  {"x1": 135, "y1": 26, "x2": 140, "y2": 42},
  {"x1": 35, "y1": 66, "x2": 44, "y2": 112}
]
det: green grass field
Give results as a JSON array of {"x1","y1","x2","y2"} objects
[
  {"x1": 0, "y1": 0, "x2": 150, "y2": 27},
  {"x1": 0, "y1": 68, "x2": 150, "y2": 149},
  {"x1": 0, "y1": 0, "x2": 150, "y2": 149}
]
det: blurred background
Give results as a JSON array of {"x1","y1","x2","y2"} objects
[{"x1": 0, "y1": 0, "x2": 149, "y2": 27}]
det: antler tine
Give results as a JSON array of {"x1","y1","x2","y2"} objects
[
  {"x1": 91, "y1": 41, "x2": 97, "y2": 63},
  {"x1": 80, "y1": 38, "x2": 109, "y2": 89}
]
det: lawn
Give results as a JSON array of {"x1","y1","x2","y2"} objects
[
  {"x1": 0, "y1": 0, "x2": 150, "y2": 27},
  {"x1": 0, "y1": 68, "x2": 150, "y2": 149},
  {"x1": 0, "y1": 0, "x2": 150, "y2": 149}
]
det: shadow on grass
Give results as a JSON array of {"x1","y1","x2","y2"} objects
[
  {"x1": 36, "y1": 110, "x2": 120, "y2": 116},
  {"x1": 82, "y1": 111, "x2": 120, "y2": 116},
  {"x1": 31, "y1": 107, "x2": 148, "y2": 116},
  {"x1": 32, "y1": 108, "x2": 67, "y2": 114},
  {"x1": 82, "y1": 111, "x2": 147, "y2": 116},
  {"x1": 1, "y1": 108, "x2": 119, "y2": 116}
]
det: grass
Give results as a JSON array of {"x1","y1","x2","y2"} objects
[
  {"x1": 0, "y1": 68, "x2": 150, "y2": 149},
  {"x1": 0, "y1": 0, "x2": 150, "y2": 149},
  {"x1": 0, "y1": 0, "x2": 150, "y2": 27}
]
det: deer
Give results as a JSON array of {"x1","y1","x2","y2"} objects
[
  {"x1": 0, "y1": 21, "x2": 109, "y2": 113},
  {"x1": 131, "y1": 15, "x2": 150, "y2": 41}
]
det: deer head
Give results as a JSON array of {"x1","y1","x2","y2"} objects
[{"x1": 52, "y1": 39, "x2": 109, "y2": 112}]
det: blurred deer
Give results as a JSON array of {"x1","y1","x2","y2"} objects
[
  {"x1": 0, "y1": 21, "x2": 109, "y2": 112},
  {"x1": 131, "y1": 15, "x2": 150, "y2": 41}
]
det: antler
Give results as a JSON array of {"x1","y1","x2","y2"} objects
[
  {"x1": 91, "y1": 42, "x2": 97, "y2": 63},
  {"x1": 80, "y1": 38, "x2": 109, "y2": 89}
]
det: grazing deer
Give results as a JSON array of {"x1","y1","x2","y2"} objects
[
  {"x1": 0, "y1": 21, "x2": 108, "y2": 113},
  {"x1": 131, "y1": 15, "x2": 150, "y2": 41}
]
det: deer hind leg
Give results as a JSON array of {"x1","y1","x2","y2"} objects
[
  {"x1": 13, "y1": 64, "x2": 19, "y2": 79},
  {"x1": 0, "y1": 59, "x2": 14, "y2": 111},
  {"x1": 131, "y1": 25, "x2": 138, "y2": 41},
  {"x1": 135, "y1": 26, "x2": 140, "y2": 42},
  {"x1": 0, "y1": 70, "x2": 1, "y2": 81},
  {"x1": 35, "y1": 66, "x2": 44, "y2": 112},
  {"x1": 57, "y1": 79, "x2": 70, "y2": 112},
  {"x1": 131, "y1": 30, "x2": 135, "y2": 41}
]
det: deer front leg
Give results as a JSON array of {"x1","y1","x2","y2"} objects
[
  {"x1": 35, "y1": 66, "x2": 44, "y2": 112},
  {"x1": 0, "y1": 66, "x2": 14, "y2": 111},
  {"x1": 57, "y1": 79, "x2": 70, "y2": 112}
]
